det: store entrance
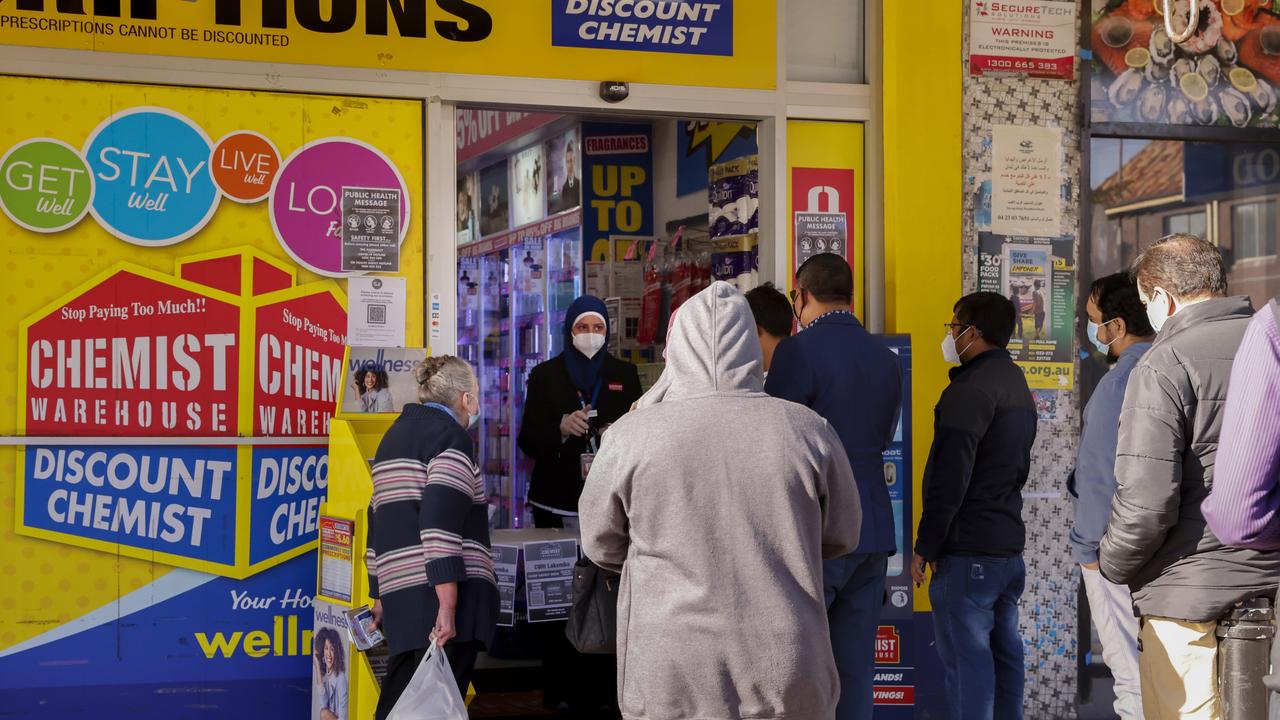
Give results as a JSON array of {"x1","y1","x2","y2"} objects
[{"x1": 454, "y1": 108, "x2": 766, "y2": 531}]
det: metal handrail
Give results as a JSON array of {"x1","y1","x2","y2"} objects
[{"x1": 1163, "y1": 0, "x2": 1200, "y2": 43}]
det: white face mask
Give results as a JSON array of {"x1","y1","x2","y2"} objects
[
  {"x1": 941, "y1": 326, "x2": 974, "y2": 365},
  {"x1": 1143, "y1": 287, "x2": 1172, "y2": 333},
  {"x1": 463, "y1": 391, "x2": 480, "y2": 430},
  {"x1": 573, "y1": 332, "x2": 606, "y2": 358}
]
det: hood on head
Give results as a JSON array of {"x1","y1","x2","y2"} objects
[{"x1": 651, "y1": 281, "x2": 764, "y2": 401}]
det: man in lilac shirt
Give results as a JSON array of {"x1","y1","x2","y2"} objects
[
  {"x1": 1203, "y1": 298, "x2": 1280, "y2": 710},
  {"x1": 1204, "y1": 298, "x2": 1280, "y2": 548}
]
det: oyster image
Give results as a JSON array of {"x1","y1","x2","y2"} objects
[
  {"x1": 1094, "y1": 0, "x2": 1279, "y2": 128},
  {"x1": 1220, "y1": 87, "x2": 1254, "y2": 126},
  {"x1": 1191, "y1": 95, "x2": 1221, "y2": 124},
  {"x1": 1167, "y1": 94, "x2": 1194, "y2": 123},
  {"x1": 1137, "y1": 83, "x2": 1169, "y2": 122},
  {"x1": 1215, "y1": 37, "x2": 1239, "y2": 65},
  {"x1": 1251, "y1": 79, "x2": 1278, "y2": 114},
  {"x1": 1170, "y1": 57, "x2": 1198, "y2": 87},
  {"x1": 1198, "y1": 54, "x2": 1223, "y2": 87},
  {"x1": 1110, "y1": 69, "x2": 1146, "y2": 107},
  {"x1": 1151, "y1": 26, "x2": 1177, "y2": 66}
]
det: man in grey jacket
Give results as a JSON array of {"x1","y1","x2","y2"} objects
[{"x1": 1099, "y1": 233, "x2": 1280, "y2": 720}]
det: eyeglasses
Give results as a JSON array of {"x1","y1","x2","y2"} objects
[
  {"x1": 944, "y1": 323, "x2": 969, "y2": 332},
  {"x1": 789, "y1": 288, "x2": 801, "y2": 303}
]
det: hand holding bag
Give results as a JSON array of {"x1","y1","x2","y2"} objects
[
  {"x1": 386, "y1": 641, "x2": 468, "y2": 720},
  {"x1": 565, "y1": 556, "x2": 621, "y2": 654}
]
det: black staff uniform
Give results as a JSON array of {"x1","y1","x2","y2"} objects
[
  {"x1": 519, "y1": 354, "x2": 641, "y2": 522},
  {"x1": 517, "y1": 296, "x2": 641, "y2": 717}
]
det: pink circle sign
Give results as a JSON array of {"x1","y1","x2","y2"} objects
[{"x1": 270, "y1": 138, "x2": 410, "y2": 277}]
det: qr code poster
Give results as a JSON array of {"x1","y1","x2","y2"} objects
[{"x1": 347, "y1": 275, "x2": 406, "y2": 347}]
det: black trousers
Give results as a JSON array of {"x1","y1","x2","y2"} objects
[{"x1": 374, "y1": 641, "x2": 481, "y2": 720}]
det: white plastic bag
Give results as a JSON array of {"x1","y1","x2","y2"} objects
[{"x1": 386, "y1": 642, "x2": 468, "y2": 720}]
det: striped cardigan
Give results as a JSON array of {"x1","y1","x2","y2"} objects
[{"x1": 366, "y1": 403, "x2": 499, "y2": 655}]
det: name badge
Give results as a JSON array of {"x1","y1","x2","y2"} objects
[{"x1": 580, "y1": 453, "x2": 596, "y2": 480}]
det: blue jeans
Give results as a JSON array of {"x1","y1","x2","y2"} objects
[
  {"x1": 824, "y1": 552, "x2": 889, "y2": 720},
  {"x1": 928, "y1": 554, "x2": 1025, "y2": 720}
]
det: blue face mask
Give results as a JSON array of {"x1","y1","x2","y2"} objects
[{"x1": 1087, "y1": 319, "x2": 1118, "y2": 355}]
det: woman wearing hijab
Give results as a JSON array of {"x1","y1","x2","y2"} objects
[
  {"x1": 518, "y1": 294, "x2": 642, "y2": 529},
  {"x1": 517, "y1": 294, "x2": 640, "y2": 717},
  {"x1": 579, "y1": 281, "x2": 862, "y2": 720}
]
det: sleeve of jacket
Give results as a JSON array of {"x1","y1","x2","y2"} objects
[
  {"x1": 1069, "y1": 378, "x2": 1123, "y2": 566},
  {"x1": 578, "y1": 429, "x2": 632, "y2": 573},
  {"x1": 816, "y1": 420, "x2": 862, "y2": 559},
  {"x1": 419, "y1": 448, "x2": 480, "y2": 585},
  {"x1": 365, "y1": 503, "x2": 379, "y2": 600},
  {"x1": 764, "y1": 337, "x2": 815, "y2": 405},
  {"x1": 1099, "y1": 364, "x2": 1186, "y2": 584},
  {"x1": 1203, "y1": 309, "x2": 1280, "y2": 549},
  {"x1": 517, "y1": 365, "x2": 565, "y2": 460},
  {"x1": 914, "y1": 382, "x2": 996, "y2": 561}
]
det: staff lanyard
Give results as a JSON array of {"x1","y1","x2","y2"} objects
[{"x1": 577, "y1": 380, "x2": 602, "y2": 453}]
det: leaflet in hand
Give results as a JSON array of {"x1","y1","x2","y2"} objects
[{"x1": 344, "y1": 606, "x2": 385, "y2": 652}]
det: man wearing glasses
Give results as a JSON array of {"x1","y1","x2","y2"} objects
[
  {"x1": 765, "y1": 253, "x2": 902, "y2": 720},
  {"x1": 912, "y1": 291, "x2": 1037, "y2": 720}
]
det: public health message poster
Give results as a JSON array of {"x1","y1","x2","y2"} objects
[
  {"x1": 977, "y1": 232, "x2": 1077, "y2": 390},
  {"x1": 0, "y1": 75, "x2": 423, "y2": 717}
]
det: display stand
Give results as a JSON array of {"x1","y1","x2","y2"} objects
[{"x1": 313, "y1": 407, "x2": 394, "y2": 720}]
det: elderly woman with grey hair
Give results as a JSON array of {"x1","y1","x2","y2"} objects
[{"x1": 366, "y1": 356, "x2": 498, "y2": 720}]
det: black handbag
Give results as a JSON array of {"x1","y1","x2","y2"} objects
[{"x1": 565, "y1": 557, "x2": 620, "y2": 654}]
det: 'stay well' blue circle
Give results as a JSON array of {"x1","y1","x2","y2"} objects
[{"x1": 84, "y1": 108, "x2": 219, "y2": 246}]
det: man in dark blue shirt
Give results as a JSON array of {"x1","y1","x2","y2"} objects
[
  {"x1": 913, "y1": 291, "x2": 1037, "y2": 720},
  {"x1": 765, "y1": 253, "x2": 903, "y2": 720}
]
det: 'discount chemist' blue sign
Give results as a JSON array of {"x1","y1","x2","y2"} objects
[{"x1": 552, "y1": 0, "x2": 733, "y2": 57}]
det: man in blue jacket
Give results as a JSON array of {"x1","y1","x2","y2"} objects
[{"x1": 765, "y1": 253, "x2": 903, "y2": 720}]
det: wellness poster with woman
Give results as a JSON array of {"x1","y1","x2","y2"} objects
[{"x1": 0, "y1": 75, "x2": 423, "y2": 716}]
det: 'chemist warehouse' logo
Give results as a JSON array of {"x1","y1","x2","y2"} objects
[
  {"x1": 25, "y1": 269, "x2": 241, "y2": 437},
  {"x1": 17, "y1": 250, "x2": 344, "y2": 576}
]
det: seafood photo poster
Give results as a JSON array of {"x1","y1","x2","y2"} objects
[{"x1": 1091, "y1": 0, "x2": 1280, "y2": 129}]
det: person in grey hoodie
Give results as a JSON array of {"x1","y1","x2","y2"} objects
[
  {"x1": 1099, "y1": 234, "x2": 1280, "y2": 720},
  {"x1": 579, "y1": 281, "x2": 862, "y2": 720}
]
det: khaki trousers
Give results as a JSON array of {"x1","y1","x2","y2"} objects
[{"x1": 1139, "y1": 616, "x2": 1222, "y2": 720}]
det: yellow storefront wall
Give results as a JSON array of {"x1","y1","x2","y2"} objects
[
  {"x1": 882, "y1": 4, "x2": 963, "y2": 610},
  {"x1": 785, "y1": 120, "x2": 865, "y2": 320},
  {"x1": 0, "y1": 75, "x2": 424, "y2": 651}
]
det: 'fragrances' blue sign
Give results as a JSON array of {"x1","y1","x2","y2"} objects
[{"x1": 551, "y1": 0, "x2": 733, "y2": 57}]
